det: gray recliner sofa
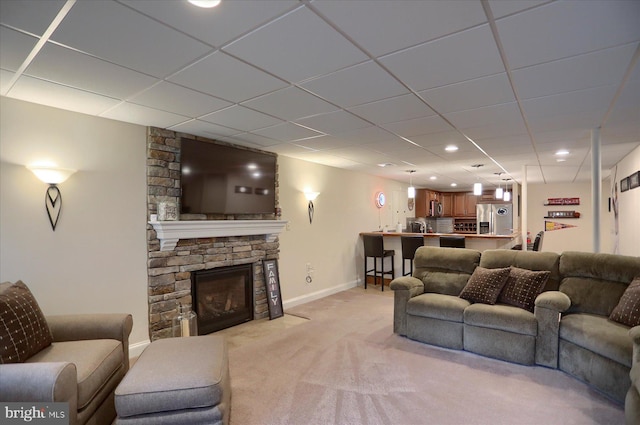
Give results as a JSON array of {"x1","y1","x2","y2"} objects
[{"x1": 391, "y1": 247, "x2": 640, "y2": 408}]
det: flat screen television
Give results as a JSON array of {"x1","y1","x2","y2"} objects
[{"x1": 180, "y1": 139, "x2": 276, "y2": 215}]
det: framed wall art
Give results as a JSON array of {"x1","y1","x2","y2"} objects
[
  {"x1": 630, "y1": 171, "x2": 640, "y2": 190},
  {"x1": 621, "y1": 177, "x2": 629, "y2": 192}
]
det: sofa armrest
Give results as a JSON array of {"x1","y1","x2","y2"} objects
[
  {"x1": 631, "y1": 326, "x2": 640, "y2": 365},
  {"x1": 390, "y1": 276, "x2": 424, "y2": 336},
  {"x1": 47, "y1": 313, "x2": 133, "y2": 368},
  {"x1": 534, "y1": 291, "x2": 571, "y2": 369},
  {"x1": 0, "y1": 362, "x2": 78, "y2": 415}
]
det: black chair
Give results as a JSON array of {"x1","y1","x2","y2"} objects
[
  {"x1": 532, "y1": 231, "x2": 544, "y2": 251},
  {"x1": 363, "y1": 234, "x2": 395, "y2": 291},
  {"x1": 401, "y1": 236, "x2": 424, "y2": 276},
  {"x1": 439, "y1": 236, "x2": 466, "y2": 248}
]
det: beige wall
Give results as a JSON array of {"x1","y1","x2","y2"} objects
[
  {"x1": 0, "y1": 97, "x2": 150, "y2": 347},
  {"x1": 277, "y1": 155, "x2": 409, "y2": 305}
]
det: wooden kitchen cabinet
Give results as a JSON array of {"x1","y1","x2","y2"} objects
[
  {"x1": 415, "y1": 189, "x2": 441, "y2": 217},
  {"x1": 453, "y1": 192, "x2": 478, "y2": 217},
  {"x1": 440, "y1": 193, "x2": 453, "y2": 217}
]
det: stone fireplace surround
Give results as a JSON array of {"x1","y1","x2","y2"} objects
[{"x1": 146, "y1": 127, "x2": 282, "y2": 341}]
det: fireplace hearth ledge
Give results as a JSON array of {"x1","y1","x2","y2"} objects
[{"x1": 150, "y1": 220, "x2": 288, "y2": 251}]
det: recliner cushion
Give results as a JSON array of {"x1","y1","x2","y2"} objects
[
  {"x1": 26, "y1": 339, "x2": 124, "y2": 410},
  {"x1": 559, "y1": 313, "x2": 632, "y2": 367},
  {"x1": 407, "y1": 293, "x2": 469, "y2": 322},
  {"x1": 464, "y1": 303, "x2": 537, "y2": 336}
]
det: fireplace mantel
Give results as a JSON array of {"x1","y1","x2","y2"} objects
[{"x1": 149, "y1": 220, "x2": 288, "y2": 251}]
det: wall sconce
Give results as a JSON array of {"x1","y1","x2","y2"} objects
[
  {"x1": 304, "y1": 190, "x2": 319, "y2": 224},
  {"x1": 27, "y1": 165, "x2": 76, "y2": 231}
]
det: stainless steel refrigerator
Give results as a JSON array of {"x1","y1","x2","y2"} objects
[{"x1": 477, "y1": 203, "x2": 513, "y2": 235}]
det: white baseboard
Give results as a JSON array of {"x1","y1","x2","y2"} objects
[
  {"x1": 283, "y1": 280, "x2": 359, "y2": 310},
  {"x1": 129, "y1": 339, "x2": 150, "y2": 359}
]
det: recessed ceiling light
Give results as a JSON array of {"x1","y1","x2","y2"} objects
[
  {"x1": 450, "y1": 183, "x2": 457, "y2": 187},
  {"x1": 377, "y1": 162, "x2": 396, "y2": 168},
  {"x1": 445, "y1": 145, "x2": 458, "y2": 152},
  {"x1": 430, "y1": 176, "x2": 437, "y2": 180},
  {"x1": 555, "y1": 149, "x2": 570, "y2": 156},
  {"x1": 188, "y1": 0, "x2": 221, "y2": 8},
  {"x1": 557, "y1": 158, "x2": 567, "y2": 162}
]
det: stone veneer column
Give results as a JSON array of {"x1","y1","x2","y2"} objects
[{"x1": 145, "y1": 127, "x2": 279, "y2": 341}]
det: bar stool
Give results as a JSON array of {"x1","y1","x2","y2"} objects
[
  {"x1": 363, "y1": 234, "x2": 395, "y2": 291},
  {"x1": 401, "y1": 235, "x2": 424, "y2": 276},
  {"x1": 439, "y1": 236, "x2": 466, "y2": 248}
]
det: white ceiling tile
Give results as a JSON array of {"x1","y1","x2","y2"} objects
[
  {"x1": 444, "y1": 102, "x2": 524, "y2": 130},
  {"x1": 496, "y1": 0, "x2": 640, "y2": 69},
  {"x1": 200, "y1": 105, "x2": 283, "y2": 132},
  {"x1": 0, "y1": 69, "x2": 15, "y2": 93},
  {"x1": 293, "y1": 135, "x2": 358, "y2": 151},
  {"x1": 268, "y1": 143, "x2": 317, "y2": 156},
  {"x1": 228, "y1": 132, "x2": 283, "y2": 148},
  {"x1": 252, "y1": 122, "x2": 323, "y2": 142},
  {"x1": 122, "y1": 0, "x2": 297, "y2": 47},
  {"x1": 242, "y1": 86, "x2": 338, "y2": 121},
  {"x1": 168, "y1": 51, "x2": 288, "y2": 103},
  {"x1": 50, "y1": 0, "x2": 212, "y2": 77},
  {"x1": 0, "y1": 0, "x2": 66, "y2": 36},
  {"x1": 168, "y1": 120, "x2": 241, "y2": 139},
  {"x1": 224, "y1": 6, "x2": 368, "y2": 82},
  {"x1": 101, "y1": 102, "x2": 189, "y2": 129},
  {"x1": 382, "y1": 115, "x2": 453, "y2": 138},
  {"x1": 323, "y1": 146, "x2": 394, "y2": 165},
  {"x1": 129, "y1": 82, "x2": 232, "y2": 117},
  {"x1": 332, "y1": 126, "x2": 400, "y2": 145},
  {"x1": 488, "y1": 0, "x2": 549, "y2": 19},
  {"x1": 24, "y1": 43, "x2": 158, "y2": 99},
  {"x1": 313, "y1": 0, "x2": 486, "y2": 57},
  {"x1": 410, "y1": 131, "x2": 469, "y2": 150},
  {"x1": 300, "y1": 61, "x2": 408, "y2": 107},
  {"x1": 420, "y1": 73, "x2": 515, "y2": 114},
  {"x1": 295, "y1": 110, "x2": 370, "y2": 135},
  {"x1": 0, "y1": 27, "x2": 38, "y2": 72},
  {"x1": 379, "y1": 25, "x2": 504, "y2": 91},
  {"x1": 512, "y1": 44, "x2": 638, "y2": 100},
  {"x1": 8, "y1": 75, "x2": 120, "y2": 115},
  {"x1": 348, "y1": 94, "x2": 435, "y2": 125}
]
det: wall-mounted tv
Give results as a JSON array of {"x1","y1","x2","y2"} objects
[{"x1": 180, "y1": 139, "x2": 276, "y2": 215}]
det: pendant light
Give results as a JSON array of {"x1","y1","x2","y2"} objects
[
  {"x1": 495, "y1": 172, "x2": 503, "y2": 199},
  {"x1": 503, "y1": 179, "x2": 511, "y2": 202},
  {"x1": 407, "y1": 170, "x2": 416, "y2": 199},
  {"x1": 471, "y1": 164, "x2": 483, "y2": 196}
]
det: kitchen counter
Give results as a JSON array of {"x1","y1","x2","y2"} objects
[{"x1": 359, "y1": 232, "x2": 521, "y2": 278}]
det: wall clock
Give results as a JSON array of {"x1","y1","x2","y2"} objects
[{"x1": 375, "y1": 191, "x2": 386, "y2": 208}]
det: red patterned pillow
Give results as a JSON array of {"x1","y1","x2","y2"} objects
[
  {"x1": 459, "y1": 267, "x2": 511, "y2": 305},
  {"x1": 498, "y1": 267, "x2": 551, "y2": 312},
  {"x1": 0, "y1": 281, "x2": 53, "y2": 363},
  {"x1": 610, "y1": 277, "x2": 640, "y2": 327}
]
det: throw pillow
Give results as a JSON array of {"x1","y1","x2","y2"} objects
[
  {"x1": 498, "y1": 267, "x2": 551, "y2": 312},
  {"x1": 610, "y1": 277, "x2": 640, "y2": 327},
  {"x1": 459, "y1": 267, "x2": 511, "y2": 305},
  {"x1": 0, "y1": 280, "x2": 53, "y2": 364}
]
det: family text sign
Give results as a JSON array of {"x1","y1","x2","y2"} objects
[{"x1": 262, "y1": 259, "x2": 283, "y2": 319}]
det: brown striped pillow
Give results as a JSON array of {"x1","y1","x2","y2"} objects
[
  {"x1": 0, "y1": 281, "x2": 53, "y2": 363},
  {"x1": 610, "y1": 277, "x2": 640, "y2": 327}
]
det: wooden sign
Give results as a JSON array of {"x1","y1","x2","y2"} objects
[{"x1": 262, "y1": 259, "x2": 283, "y2": 320}]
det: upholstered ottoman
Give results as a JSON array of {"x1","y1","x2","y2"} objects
[{"x1": 114, "y1": 335, "x2": 230, "y2": 425}]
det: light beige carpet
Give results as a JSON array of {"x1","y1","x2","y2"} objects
[{"x1": 228, "y1": 288, "x2": 624, "y2": 425}]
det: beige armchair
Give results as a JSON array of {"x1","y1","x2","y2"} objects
[
  {"x1": 627, "y1": 326, "x2": 640, "y2": 425},
  {"x1": 0, "y1": 281, "x2": 133, "y2": 425}
]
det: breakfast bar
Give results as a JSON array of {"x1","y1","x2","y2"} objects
[{"x1": 359, "y1": 231, "x2": 521, "y2": 281}]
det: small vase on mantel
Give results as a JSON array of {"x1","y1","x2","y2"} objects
[{"x1": 172, "y1": 303, "x2": 198, "y2": 337}]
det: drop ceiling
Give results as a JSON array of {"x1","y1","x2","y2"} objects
[{"x1": 1, "y1": 0, "x2": 639, "y2": 191}]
